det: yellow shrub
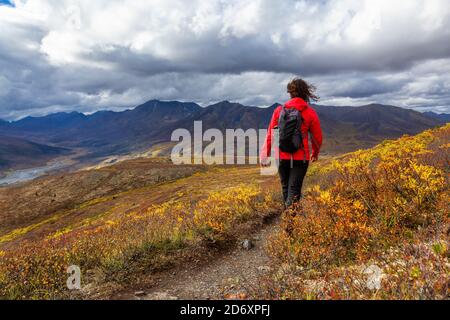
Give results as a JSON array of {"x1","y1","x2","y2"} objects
[
  {"x1": 0, "y1": 181, "x2": 275, "y2": 299},
  {"x1": 269, "y1": 124, "x2": 449, "y2": 270},
  {"x1": 193, "y1": 184, "x2": 262, "y2": 240}
]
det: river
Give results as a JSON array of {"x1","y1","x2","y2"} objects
[{"x1": 0, "y1": 161, "x2": 68, "y2": 186}]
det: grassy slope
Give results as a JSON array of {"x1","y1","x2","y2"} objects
[
  {"x1": 0, "y1": 125, "x2": 448, "y2": 300},
  {"x1": 252, "y1": 124, "x2": 449, "y2": 300},
  {"x1": 0, "y1": 158, "x2": 204, "y2": 238},
  {"x1": 0, "y1": 160, "x2": 280, "y2": 299}
]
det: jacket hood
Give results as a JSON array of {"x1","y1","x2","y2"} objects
[{"x1": 285, "y1": 98, "x2": 309, "y2": 111}]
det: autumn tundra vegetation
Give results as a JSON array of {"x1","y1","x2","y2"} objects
[
  {"x1": 258, "y1": 123, "x2": 449, "y2": 299},
  {"x1": 0, "y1": 124, "x2": 448, "y2": 300},
  {"x1": 0, "y1": 166, "x2": 281, "y2": 299}
]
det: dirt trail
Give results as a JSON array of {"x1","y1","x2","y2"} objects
[{"x1": 116, "y1": 218, "x2": 280, "y2": 300}]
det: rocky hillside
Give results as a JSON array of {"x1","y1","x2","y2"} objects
[{"x1": 0, "y1": 135, "x2": 68, "y2": 172}]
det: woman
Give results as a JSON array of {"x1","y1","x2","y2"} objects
[{"x1": 261, "y1": 78, "x2": 323, "y2": 207}]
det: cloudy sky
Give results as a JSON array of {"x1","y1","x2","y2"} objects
[{"x1": 0, "y1": 0, "x2": 449, "y2": 120}]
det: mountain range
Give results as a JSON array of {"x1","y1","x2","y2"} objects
[
  {"x1": 423, "y1": 111, "x2": 450, "y2": 123},
  {"x1": 0, "y1": 100, "x2": 447, "y2": 172},
  {"x1": 0, "y1": 135, "x2": 68, "y2": 171}
]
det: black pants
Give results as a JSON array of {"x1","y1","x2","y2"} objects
[{"x1": 278, "y1": 160, "x2": 309, "y2": 207}]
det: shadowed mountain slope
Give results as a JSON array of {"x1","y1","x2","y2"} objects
[{"x1": 0, "y1": 100, "x2": 444, "y2": 167}]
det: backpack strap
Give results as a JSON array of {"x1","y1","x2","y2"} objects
[{"x1": 277, "y1": 104, "x2": 286, "y2": 125}]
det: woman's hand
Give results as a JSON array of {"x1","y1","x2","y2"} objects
[{"x1": 311, "y1": 155, "x2": 319, "y2": 162}]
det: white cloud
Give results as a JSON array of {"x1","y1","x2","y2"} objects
[{"x1": 0, "y1": 0, "x2": 449, "y2": 119}]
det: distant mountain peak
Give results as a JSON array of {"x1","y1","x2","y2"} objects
[
  {"x1": 212, "y1": 100, "x2": 233, "y2": 105},
  {"x1": 269, "y1": 103, "x2": 281, "y2": 108},
  {"x1": 423, "y1": 111, "x2": 450, "y2": 123},
  {"x1": 208, "y1": 100, "x2": 247, "y2": 108},
  {"x1": 135, "y1": 99, "x2": 202, "y2": 113}
]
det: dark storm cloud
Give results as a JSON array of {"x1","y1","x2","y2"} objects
[{"x1": 0, "y1": 0, "x2": 449, "y2": 120}]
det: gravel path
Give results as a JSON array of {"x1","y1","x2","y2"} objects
[{"x1": 119, "y1": 218, "x2": 280, "y2": 300}]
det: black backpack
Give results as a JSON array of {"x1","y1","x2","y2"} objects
[{"x1": 278, "y1": 105, "x2": 304, "y2": 154}]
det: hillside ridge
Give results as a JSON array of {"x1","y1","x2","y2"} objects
[{"x1": 0, "y1": 100, "x2": 446, "y2": 172}]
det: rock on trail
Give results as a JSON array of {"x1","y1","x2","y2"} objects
[{"x1": 119, "y1": 218, "x2": 280, "y2": 300}]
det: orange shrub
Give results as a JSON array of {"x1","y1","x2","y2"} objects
[
  {"x1": 268, "y1": 189, "x2": 376, "y2": 268},
  {"x1": 265, "y1": 124, "x2": 449, "y2": 299}
]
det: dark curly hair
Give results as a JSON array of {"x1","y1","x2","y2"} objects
[{"x1": 287, "y1": 78, "x2": 320, "y2": 103}]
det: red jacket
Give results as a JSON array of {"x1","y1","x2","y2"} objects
[{"x1": 260, "y1": 98, "x2": 323, "y2": 161}]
